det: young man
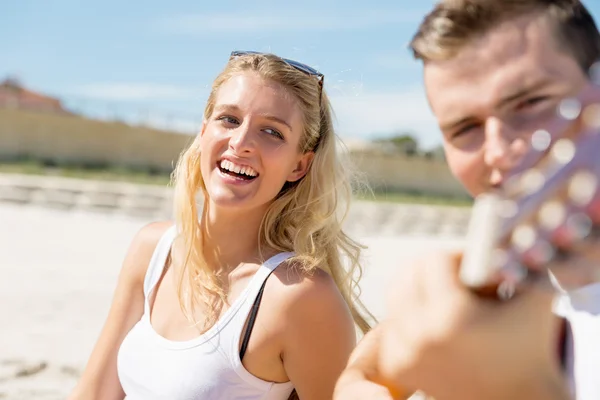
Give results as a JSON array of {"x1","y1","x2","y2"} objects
[{"x1": 334, "y1": 1, "x2": 600, "y2": 399}]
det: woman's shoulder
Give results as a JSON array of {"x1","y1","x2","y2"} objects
[
  {"x1": 270, "y1": 261, "x2": 340, "y2": 301},
  {"x1": 119, "y1": 220, "x2": 175, "y2": 286},
  {"x1": 266, "y1": 260, "x2": 357, "y2": 375},
  {"x1": 269, "y1": 260, "x2": 354, "y2": 330}
]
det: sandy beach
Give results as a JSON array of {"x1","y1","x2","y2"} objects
[{"x1": 0, "y1": 203, "x2": 464, "y2": 399}]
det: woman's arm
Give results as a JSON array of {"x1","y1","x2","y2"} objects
[
  {"x1": 68, "y1": 221, "x2": 172, "y2": 400},
  {"x1": 277, "y1": 267, "x2": 357, "y2": 400}
]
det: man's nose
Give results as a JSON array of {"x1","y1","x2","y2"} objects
[{"x1": 483, "y1": 117, "x2": 528, "y2": 171}]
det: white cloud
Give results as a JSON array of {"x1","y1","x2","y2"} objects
[
  {"x1": 329, "y1": 85, "x2": 442, "y2": 149},
  {"x1": 156, "y1": 9, "x2": 425, "y2": 35},
  {"x1": 70, "y1": 83, "x2": 201, "y2": 101}
]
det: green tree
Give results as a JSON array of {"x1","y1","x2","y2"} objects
[{"x1": 375, "y1": 132, "x2": 419, "y2": 155}]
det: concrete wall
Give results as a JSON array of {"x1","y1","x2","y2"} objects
[
  {"x1": 0, "y1": 173, "x2": 471, "y2": 237},
  {"x1": 350, "y1": 151, "x2": 467, "y2": 198},
  {"x1": 0, "y1": 108, "x2": 194, "y2": 172},
  {"x1": 0, "y1": 173, "x2": 175, "y2": 219},
  {"x1": 0, "y1": 108, "x2": 468, "y2": 198}
]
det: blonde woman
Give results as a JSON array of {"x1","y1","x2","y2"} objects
[{"x1": 69, "y1": 51, "x2": 373, "y2": 400}]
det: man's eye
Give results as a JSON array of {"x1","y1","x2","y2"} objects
[
  {"x1": 517, "y1": 96, "x2": 548, "y2": 110},
  {"x1": 453, "y1": 123, "x2": 479, "y2": 137}
]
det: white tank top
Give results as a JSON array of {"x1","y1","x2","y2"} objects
[{"x1": 117, "y1": 226, "x2": 296, "y2": 400}]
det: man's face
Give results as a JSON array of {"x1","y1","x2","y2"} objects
[{"x1": 424, "y1": 13, "x2": 589, "y2": 197}]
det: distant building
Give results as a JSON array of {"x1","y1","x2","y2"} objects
[{"x1": 0, "y1": 77, "x2": 68, "y2": 114}]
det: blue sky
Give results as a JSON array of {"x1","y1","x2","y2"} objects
[{"x1": 2, "y1": 0, "x2": 600, "y2": 149}]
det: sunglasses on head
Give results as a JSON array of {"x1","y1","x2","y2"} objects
[{"x1": 230, "y1": 50, "x2": 324, "y2": 104}]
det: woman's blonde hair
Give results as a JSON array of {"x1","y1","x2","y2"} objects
[{"x1": 171, "y1": 52, "x2": 374, "y2": 336}]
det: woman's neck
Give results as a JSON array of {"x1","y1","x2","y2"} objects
[{"x1": 201, "y1": 202, "x2": 269, "y2": 271}]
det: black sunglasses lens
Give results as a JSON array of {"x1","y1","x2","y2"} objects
[
  {"x1": 231, "y1": 51, "x2": 321, "y2": 77},
  {"x1": 283, "y1": 59, "x2": 318, "y2": 75},
  {"x1": 231, "y1": 50, "x2": 260, "y2": 57}
]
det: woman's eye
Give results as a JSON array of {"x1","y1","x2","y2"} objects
[
  {"x1": 217, "y1": 115, "x2": 239, "y2": 126},
  {"x1": 264, "y1": 128, "x2": 283, "y2": 139}
]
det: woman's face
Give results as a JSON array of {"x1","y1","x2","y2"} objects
[{"x1": 199, "y1": 71, "x2": 314, "y2": 213}]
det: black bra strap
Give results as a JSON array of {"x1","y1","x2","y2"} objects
[
  {"x1": 558, "y1": 317, "x2": 571, "y2": 370},
  {"x1": 239, "y1": 271, "x2": 273, "y2": 360}
]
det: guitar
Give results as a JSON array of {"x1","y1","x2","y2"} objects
[{"x1": 460, "y1": 80, "x2": 600, "y2": 298}]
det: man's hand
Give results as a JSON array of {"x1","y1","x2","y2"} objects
[
  {"x1": 334, "y1": 324, "x2": 409, "y2": 400},
  {"x1": 377, "y1": 250, "x2": 569, "y2": 400},
  {"x1": 335, "y1": 250, "x2": 571, "y2": 400}
]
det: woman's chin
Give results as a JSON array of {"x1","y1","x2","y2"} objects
[{"x1": 205, "y1": 186, "x2": 255, "y2": 209}]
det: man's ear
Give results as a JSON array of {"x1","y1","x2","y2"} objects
[{"x1": 287, "y1": 152, "x2": 315, "y2": 182}]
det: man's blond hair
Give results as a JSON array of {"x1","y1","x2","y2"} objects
[{"x1": 410, "y1": 0, "x2": 600, "y2": 72}]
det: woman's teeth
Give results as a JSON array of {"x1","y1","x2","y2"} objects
[{"x1": 219, "y1": 160, "x2": 258, "y2": 178}]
